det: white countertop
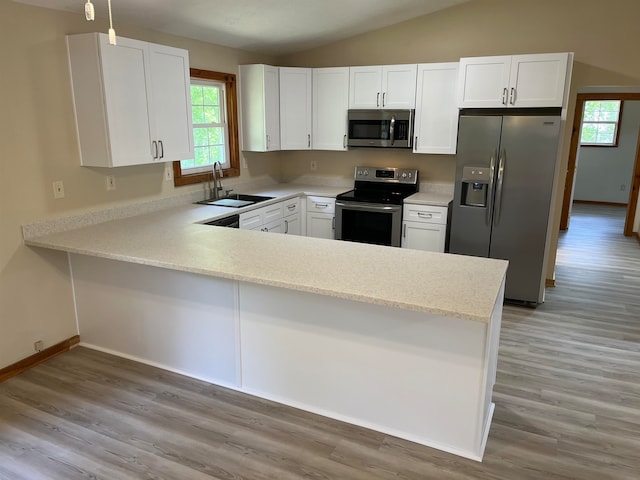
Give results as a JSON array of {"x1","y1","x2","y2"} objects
[
  {"x1": 23, "y1": 183, "x2": 507, "y2": 323},
  {"x1": 405, "y1": 192, "x2": 453, "y2": 207}
]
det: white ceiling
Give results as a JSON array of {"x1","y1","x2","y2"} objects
[{"x1": 14, "y1": 0, "x2": 469, "y2": 55}]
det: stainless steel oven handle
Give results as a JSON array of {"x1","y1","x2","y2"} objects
[{"x1": 336, "y1": 201, "x2": 402, "y2": 213}]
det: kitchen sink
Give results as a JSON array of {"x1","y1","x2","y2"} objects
[{"x1": 196, "y1": 194, "x2": 275, "y2": 208}]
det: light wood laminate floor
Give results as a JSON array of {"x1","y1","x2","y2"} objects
[{"x1": 1, "y1": 203, "x2": 639, "y2": 479}]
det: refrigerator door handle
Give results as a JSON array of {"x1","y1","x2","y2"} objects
[
  {"x1": 486, "y1": 149, "x2": 497, "y2": 226},
  {"x1": 494, "y1": 148, "x2": 506, "y2": 225}
]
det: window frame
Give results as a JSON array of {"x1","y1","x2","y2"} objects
[
  {"x1": 579, "y1": 100, "x2": 624, "y2": 148},
  {"x1": 173, "y1": 68, "x2": 240, "y2": 186}
]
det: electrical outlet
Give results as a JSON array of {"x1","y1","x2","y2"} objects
[
  {"x1": 34, "y1": 340, "x2": 44, "y2": 352},
  {"x1": 164, "y1": 165, "x2": 173, "y2": 181},
  {"x1": 52, "y1": 180, "x2": 65, "y2": 199},
  {"x1": 106, "y1": 175, "x2": 116, "y2": 191},
  {"x1": 310, "y1": 160, "x2": 317, "y2": 171}
]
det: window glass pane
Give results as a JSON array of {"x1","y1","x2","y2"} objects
[
  {"x1": 190, "y1": 85, "x2": 203, "y2": 105},
  {"x1": 580, "y1": 123, "x2": 597, "y2": 143},
  {"x1": 194, "y1": 146, "x2": 209, "y2": 166},
  {"x1": 208, "y1": 127, "x2": 223, "y2": 145},
  {"x1": 209, "y1": 145, "x2": 225, "y2": 163},
  {"x1": 192, "y1": 106, "x2": 205, "y2": 124},
  {"x1": 203, "y1": 86, "x2": 219, "y2": 105},
  {"x1": 180, "y1": 158, "x2": 195, "y2": 170},
  {"x1": 194, "y1": 127, "x2": 209, "y2": 147},
  {"x1": 204, "y1": 106, "x2": 220, "y2": 123}
]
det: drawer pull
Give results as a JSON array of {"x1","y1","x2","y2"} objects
[
  {"x1": 316, "y1": 203, "x2": 329, "y2": 209},
  {"x1": 417, "y1": 212, "x2": 433, "y2": 218},
  {"x1": 287, "y1": 204, "x2": 296, "y2": 211}
]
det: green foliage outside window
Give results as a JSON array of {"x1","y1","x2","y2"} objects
[{"x1": 580, "y1": 100, "x2": 621, "y2": 146}]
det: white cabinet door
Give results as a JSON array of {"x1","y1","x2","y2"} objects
[
  {"x1": 313, "y1": 67, "x2": 349, "y2": 151},
  {"x1": 382, "y1": 64, "x2": 417, "y2": 109},
  {"x1": 402, "y1": 222, "x2": 446, "y2": 252},
  {"x1": 508, "y1": 53, "x2": 569, "y2": 107},
  {"x1": 284, "y1": 213, "x2": 301, "y2": 235},
  {"x1": 306, "y1": 213, "x2": 335, "y2": 239},
  {"x1": 458, "y1": 53, "x2": 570, "y2": 108},
  {"x1": 262, "y1": 219, "x2": 284, "y2": 234},
  {"x1": 148, "y1": 43, "x2": 194, "y2": 161},
  {"x1": 349, "y1": 66, "x2": 382, "y2": 108},
  {"x1": 239, "y1": 64, "x2": 280, "y2": 152},
  {"x1": 457, "y1": 56, "x2": 511, "y2": 108},
  {"x1": 413, "y1": 63, "x2": 459, "y2": 155},
  {"x1": 67, "y1": 33, "x2": 193, "y2": 168},
  {"x1": 98, "y1": 35, "x2": 154, "y2": 167},
  {"x1": 349, "y1": 65, "x2": 417, "y2": 109},
  {"x1": 280, "y1": 67, "x2": 312, "y2": 150}
]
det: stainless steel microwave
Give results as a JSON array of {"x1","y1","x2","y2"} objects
[{"x1": 347, "y1": 109, "x2": 414, "y2": 148}]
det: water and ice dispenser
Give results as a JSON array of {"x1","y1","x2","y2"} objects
[{"x1": 460, "y1": 166, "x2": 490, "y2": 207}]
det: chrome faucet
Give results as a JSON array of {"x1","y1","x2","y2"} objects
[{"x1": 211, "y1": 161, "x2": 224, "y2": 199}]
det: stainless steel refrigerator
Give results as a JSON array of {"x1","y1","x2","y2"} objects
[{"x1": 449, "y1": 110, "x2": 561, "y2": 305}]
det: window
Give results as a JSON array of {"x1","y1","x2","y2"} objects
[
  {"x1": 173, "y1": 69, "x2": 240, "y2": 186},
  {"x1": 580, "y1": 100, "x2": 623, "y2": 146}
]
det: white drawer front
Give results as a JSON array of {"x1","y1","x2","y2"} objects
[
  {"x1": 307, "y1": 196, "x2": 335, "y2": 214},
  {"x1": 403, "y1": 204, "x2": 448, "y2": 224},
  {"x1": 283, "y1": 197, "x2": 301, "y2": 217},
  {"x1": 261, "y1": 202, "x2": 284, "y2": 224}
]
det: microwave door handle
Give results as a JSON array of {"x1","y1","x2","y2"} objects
[{"x1": 389, "y1": 115, "x2": 396, "y2": 145}]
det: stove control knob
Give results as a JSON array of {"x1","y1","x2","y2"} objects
[
  {"x1": 364, "y1": 169, "x2": 369, "y2": 176},
  {"x1": 402, "y1": 172, "x2": 407, "y2": 178},
  {"x1": 408, "y1": 172, "x2": 412, "y2": 178},
  {"x1": 357, "y1": 170, "x2": 362, "y2": 176}
]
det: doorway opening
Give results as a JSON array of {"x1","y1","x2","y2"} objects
[{"x1": 560, "y1": 92, "x2": 640, "y2": 237}]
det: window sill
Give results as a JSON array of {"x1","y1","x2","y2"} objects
[{"x1": 172, "y1": 163, "x2": 240, "y2": 187}]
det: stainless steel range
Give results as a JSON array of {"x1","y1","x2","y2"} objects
[{"x1": 336, "y1": 166, "x2": 419, "y2": 247}]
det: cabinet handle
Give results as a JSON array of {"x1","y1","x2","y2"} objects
[
  {"x1": 501, "y1": 88, "x2": 508, "y2": 105},
  {"x1": 376, "y1": 92, "x2": 380, "y2": 107},
  {"x1": 382, "y1": 92, "x2": 386, "y2": 107},
  {"x1": 403, "y1": 223, "x2": 407, "y2": 238},
  {"x1": 332, "y1": 216, "x2": 335, "y2": 230},
  {"x1": 152, "y1": 140, "x2": 159, "y2": 159},
  {"x1": 158, "y1": 140, "x2": 164, "y2": 159},
  {"x1": 308, "y1": 134, "x2": 311, "y2": 148},
  {"x1": 343, "y1": 134, "x2": 347, "y2": 149},
  {"x1": 284, "y1": 219, "x2": 289, "y2": 234},
  {"x1": 316, "y1": 203, "x2": 328, "y2": 209},
  {"x1": 509, "y1": 88, "x2": 516, "y2": 105},
  {"x1": 287, "y1": 204, "x2": 296, "y2": 211},
  {"x1": 414, "y1": 136, "x2": 418, "y2": 151},
  {"x1": 417, "y1": 212, "x2": 433, "y2": 219},
  {"x1": 266, "y1": 135, "x2": 270, "y2": 150}
]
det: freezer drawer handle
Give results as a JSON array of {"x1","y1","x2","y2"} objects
[{"x1": 494, "y1": 149, "x2": 506, "y2": 225}]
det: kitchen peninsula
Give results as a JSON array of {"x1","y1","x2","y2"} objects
[{"x1": 23, "y1": 185, "x2": 507, "y2": 461}]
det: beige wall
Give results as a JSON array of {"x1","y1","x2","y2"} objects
[
  {"x1": 279, "y1": 0, "x2": 640, "y2": 281},
  {"x1": 0, "y1": 1, "x2": 279, "y2": 369}
]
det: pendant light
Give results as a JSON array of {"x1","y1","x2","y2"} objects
[{"x1": 83, "y1": 0, "x2": 117, "y2": 45}]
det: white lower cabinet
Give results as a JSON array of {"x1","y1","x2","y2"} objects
[
  {"x1": 306, "y1": 196, "x2": 335, "y2": 239},
  {"x1": 283, "y1": 197, "x2": 302, "y2": 235},
  {"x1": 239, "y1": 196, "x2": 302, "y2": 234},
  {"x1": 402, "y1": 204, "x2": 448, "y2": 253}
]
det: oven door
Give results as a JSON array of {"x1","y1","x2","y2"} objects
[{"x1": 335, "y1": 201, "x2": 402, "y2": 247}]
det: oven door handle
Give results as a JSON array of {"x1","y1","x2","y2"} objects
[{"x1": 336, "y1": 201, "x2": 402, "y2": 213}]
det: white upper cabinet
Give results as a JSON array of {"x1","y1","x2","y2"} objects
[
  {"x1": 349, "y1": 64, "x2": 417, "y2": 109},
  {"x1": 239, "y1": 64, "x2": 280, "y2": 152},
  {"x1": 413, "y1": 63, "x2": 459, "y2": 155},
  {"x1": 457, "y1": 53, "x2": 570, "y2": 108},
  {"x1": 312, "y1": 67, "x2": 350, "y2": 151},
  {"x1": 67, "y1": 33, "x2": 193, "y2": 167},
  {"x1": 279, "y1": 67, "x2": 312, "y2": 150}
]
